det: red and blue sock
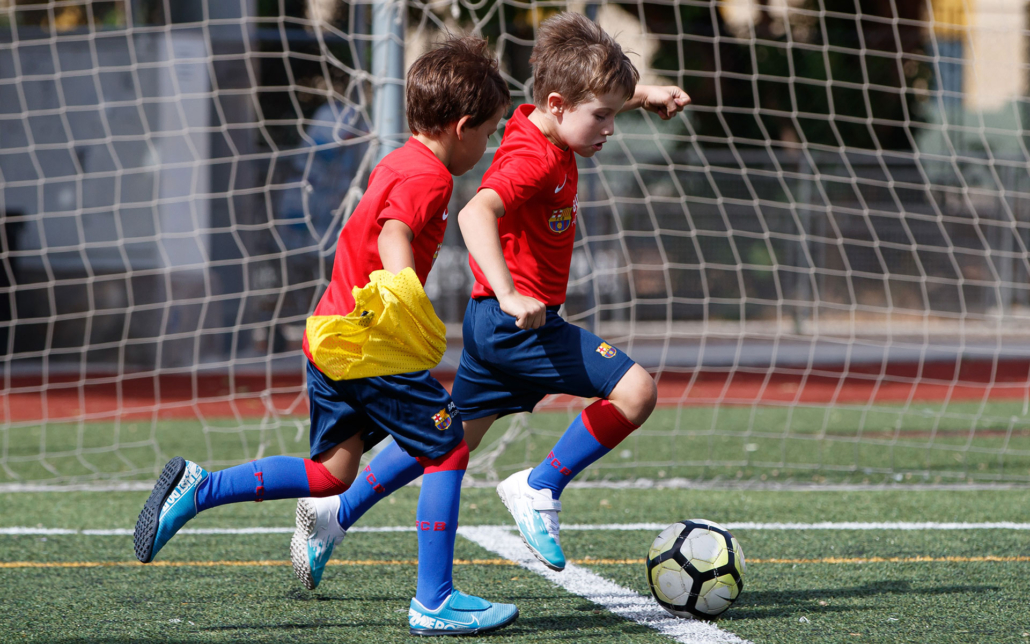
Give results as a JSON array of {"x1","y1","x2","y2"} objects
[
  {"x1": 195, "y1": 455, "x2": 348, "y2": 512},
  {"x1": 526, "y1": 400, "x2": 638, "y2": 499},
  {"x1": 413, "y1": 441, "x2": 469, "y2": 610},
  {"x1": 337, "y1": 440, "x2": 423, "y2": 530}
]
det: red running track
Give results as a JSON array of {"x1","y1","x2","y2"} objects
[{"x1": 1, "y1": 360, "x2": 1028, "y2": 422}]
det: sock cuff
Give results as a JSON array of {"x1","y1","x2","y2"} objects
[
  {"x1": 581, "y1": 399, "x2": 638, "y2": 449},
  {"x1": 417, "y1": 440, "x2": 469, "y2": 473},
  {"x1": 304, "y1": 459, "x2": 350, "y2": 496}
]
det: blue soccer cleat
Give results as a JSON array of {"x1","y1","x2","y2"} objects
[
  {"x1": 291, "y1": 496, "x2": 347, "y2": 590},
  {"x1": 496, "y1": 468, "x2": 565, "y2": 571},
  {"x1": 408, "y1": 591, "x2": 518, "y2": 636},
  {"x1": 134, "y1": 457, "x2": 208, "y2": 563}
]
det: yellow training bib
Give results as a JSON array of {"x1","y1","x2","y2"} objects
[{"x1": 306, "y1": 268, "x2": 446, "y2": 380}]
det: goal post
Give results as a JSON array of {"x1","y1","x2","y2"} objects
[{"x1": 2, "y1": 0, "x2": 1029, "y2": 487}]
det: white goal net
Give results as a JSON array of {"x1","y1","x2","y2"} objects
[{"x1": 2, "y1": 0, "x2": 1029, "y2": 486}]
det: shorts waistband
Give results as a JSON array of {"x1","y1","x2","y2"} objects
[{"x1": 474, "y1": 296, "x2": 561, "y2": 312}]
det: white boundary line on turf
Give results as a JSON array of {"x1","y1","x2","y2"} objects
[
  {"x1": 5, "y1": 521, "x2": 1029, "y2": 537},
  {"x1": 563, "y1": 521, "x2": 1030, "y2": 531},
  {"x1": 2, "y1": 480, "x2": 1027, "y2": 493},
  {"x1": 0, "y1": 482, "x2": 156, "y2": 492},
  {"x1": 458, "y1": 526, "x2": 749, "y2": 644}
]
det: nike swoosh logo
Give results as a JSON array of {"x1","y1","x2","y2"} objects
[
  {"x1": 443, "y1": 616, "x2": 478, "y2": 628},
  {"x1": 554, "y1": 175, "x2": 567, "y2": 193},
  {"x1": 413, "y1": 612, "x2": 478, "y2": 628},
  {"x1": 442, "y1": 208, "x2": 449, "y2": 220}
]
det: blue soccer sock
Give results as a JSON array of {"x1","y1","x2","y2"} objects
[
  {"x1": 527, "y1": 400, "x2": 638, "y2": 500},
  {"x1": 195, "y1": 455, "x2": 348, "y2": 512},
  {"x1": 413, "y1": 441, "x2": 469, "y2": 610},
  {"x1": 337, "y1": 440, "x2": 423, "y2": 530}
]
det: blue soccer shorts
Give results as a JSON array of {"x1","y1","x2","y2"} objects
[
  {"x1": 306, "y1": 360, "x2": 464, "y2": 460},
  {"x1": 451, "y1": 297, "x2": 636, "y2": 421}
]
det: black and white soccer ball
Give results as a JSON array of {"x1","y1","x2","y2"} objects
[{"x1": 645, "y1": 519, "x2": 745, "y2": 619}]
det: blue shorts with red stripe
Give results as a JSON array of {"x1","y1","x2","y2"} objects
[
  {"x1": 306, "y1": 360, "x2": 464, "y2": 460},
  {"x1": 451, "y1": 297, "x2": 636, "y2": 421}
]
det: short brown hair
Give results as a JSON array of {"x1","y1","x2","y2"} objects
[
  {"x1": 406, "y1": 35, "x2": 511, "y2": 136},
  {"x1": 530, "y1": 13, "x2": 639, "y2": 108}
]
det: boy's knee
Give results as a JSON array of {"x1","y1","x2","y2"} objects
[
  {"x1": 461, "y1": 415, "x2": 497, "y2": 451},
  {"x1": 610, "y1": 365, "x2": 657, "y2": 426},
  {"x1": 417, "y1": 440, "x2": 470, "y2": 474},
  {"x1": 305, "y1": 459, "x2": 354, "y2": 496}
]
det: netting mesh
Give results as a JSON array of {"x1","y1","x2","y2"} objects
[{"x1": 2, "y1": 0, "x2": 1029, "y2": 486}]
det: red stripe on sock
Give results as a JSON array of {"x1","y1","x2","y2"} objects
[
  {"x1": 581, "y1": 400, "x2": 639, "y2": 449},
  {"x1": 304, "y1": 459, "x2": 350, "y2": 496},
  {"x1": 416, "y1": 440, "x2": 469, "y2": 474}
]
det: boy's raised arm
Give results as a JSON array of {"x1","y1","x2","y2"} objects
[
  {"x1": 621, "y1": 84, "x2": 691, "y2": 119},
  {"x1": 458, "y1": 189, "x2": 547, "y2": 330},
  {"x1": 377, "y1": 219, "x2": 417, "y2": 275}
]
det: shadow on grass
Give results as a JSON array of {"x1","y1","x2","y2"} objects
[
  {"x1": 730, "y1": 580, "x2": 997, "y2": 619},
  {"x1": 282, "y1": 589, "x2": 577, "y2": 604}
]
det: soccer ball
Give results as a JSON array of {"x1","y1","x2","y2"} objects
[{"x1": 645, "y1": 519, "x2": 745, "y2": 619}]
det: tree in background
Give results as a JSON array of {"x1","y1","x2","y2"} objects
[{"x1": 626, "y1": 0, "x2": 932, "y2": 151}]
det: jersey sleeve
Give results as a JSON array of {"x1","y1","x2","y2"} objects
[
  {"x1": 376, "y1": 172, "x2": 451, "y2": 236},
  {"x1": 479, "y1": 152, "x2": 554, "y2": 214}
]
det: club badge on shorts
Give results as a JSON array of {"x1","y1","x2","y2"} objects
[
  {"x1": 596, "y1": 342, "x2": 617, "y2": 358},
  {"x1": 432, "y1": 409, "x2": 452, "y2": 431}
]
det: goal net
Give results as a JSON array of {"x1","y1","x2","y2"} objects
[{"x1": 2, "y1": 0, "x2": 1029, "y2": 487}]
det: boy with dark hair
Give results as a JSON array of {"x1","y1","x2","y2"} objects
[
  {"x1": 133, "y1": 35, "x2": 518, "y2": 636},
  {"x1": 293, "y1": 12, "x2": 690, "y2": 589}
]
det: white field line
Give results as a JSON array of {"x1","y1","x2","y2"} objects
[
  {"x1": 562, "y1": 522, "x2": 1030, "y2": 531},
  {"x1": 459, "y1": 526, "x2": 748, "y2": 644},
  {"x1": 4, "y1": 521, "x2": 1030, "y2": 537},
  {"x1": 2, "y1": 480, "x2": 1027, "y2": 493},
  {"x1": 0, "y1": 526, "x2": 413, "y2": 536}
]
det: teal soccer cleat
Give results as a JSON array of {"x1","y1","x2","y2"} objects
[
  {"x1": 496, "y1": 469, "x2": 566, "y2": 571},
  {"x1": 134, "y1": 457, "x2": 208, "y2": 563},
  {"x1": 291, "y1": 496, "x2": 347, "y2": 590},
  {"x1": 408, "y1": 591, "x2": 518, "y2": 636}
]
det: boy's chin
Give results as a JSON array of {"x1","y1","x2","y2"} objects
[{"x1": 574, "y1": 146, "x2": 599, "y2": 158}]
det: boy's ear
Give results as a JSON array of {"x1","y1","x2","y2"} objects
[
  {"x1": 454, "y1": 115, "x2": 473, "y2": 140},
  {"x1": 546, "y1": 93, "x2": 565, "y2": 117}
]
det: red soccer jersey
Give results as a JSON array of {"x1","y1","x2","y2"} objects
[
  {"x1": 471, "y1": 103, "x2": 579, "y2": 306},
  {"x1": 303, "y1": 137, "x2": 452, "y2": 359}
]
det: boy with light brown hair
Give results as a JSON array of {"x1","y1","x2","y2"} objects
[{"x1": 452, "y1": 12, "x2": 690, "y2": 571}]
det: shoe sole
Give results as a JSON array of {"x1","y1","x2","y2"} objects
[
  {"x1": 133, "y1": 456, "x2": 187, "y2": 564},
  {"x1": 290, "y1": 498, "x2": 319, "y2": 590},
  {"x1": 409, "y1": 608, "x2": 519, "y2": 636},
  {"x1": 496, "y1": 481, "x2": 565, "y2": 572}
]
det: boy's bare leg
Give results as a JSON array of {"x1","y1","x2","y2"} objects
[
  {"x1": 312, "y1": 433, "x2": 366, "y2": 483},
  {"x1": 290, "y1": 432, "x2": 365, "y2": 588},
  {"x1": 462, "y1": 415, "x2": 498, "y2": 451},
  {"x1": 499, "y1": 364, "x2": 657, "y2": 571},
  {"x1": 136, "y1": 433, "x2": 357, "y2": 565},
  {"x1": 606, "y1": 364, "x2": 658, "y2": 426}
]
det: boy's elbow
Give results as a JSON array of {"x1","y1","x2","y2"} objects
[
  {"x1": 379, "y1": 220, "x2": 413, "y2": 243},
  {"x1": 458, "y1": 199, "x2": 502, "y2": 228},
  {"x1": 376, "y1": 227, "x2": 399, "y2": 248},
  {"x1": 457, "y1": 203, "x2": 484, "y2": 228}
]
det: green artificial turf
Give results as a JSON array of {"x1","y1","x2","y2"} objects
[
  {"x1": 2, "y1": 487, "x2": 1030, "y2": 643},
  {"x1": 3, "y1": 403, "x2": 1030, "y2": 484}
]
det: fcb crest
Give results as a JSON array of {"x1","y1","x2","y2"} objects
[
  {"x1": 432, "y1": 409, "x2": 452, "y2": 431},
  {"x1": 548, "y1": 206, "x2": 574, "y2": 233},
  {"x1": 596, "y1": 342, "x2": 617, "y2": 358}
]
